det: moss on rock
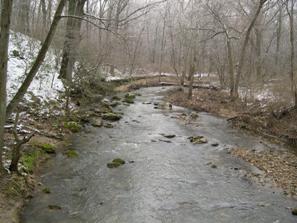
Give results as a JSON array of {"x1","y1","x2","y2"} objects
[
  {"x1": 42, "y1": 187, "x2": 51, "y2": 194},
  {"x1": 188, "y1": 136, "x2": 208, "y2": 144},
  {"x1": 39, "y1": 143, "x2": 56, "y2": 154},
  {"x1": 64, "y1": 121, "x2": 82, "y2": 133},
  {"x1": 107, "y1": 158, "x2": 126, "y2": 168},
  {"x1": 65, "y1": 149, "x2": 79, "y2": 158}
]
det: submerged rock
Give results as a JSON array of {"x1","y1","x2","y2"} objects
[
  {"x1": 48, "y1": 205, "x2": 62, "y2": 210},
  {"x1": 107, "y1": 158, "x2": 126, "y2": 168},
  {"x1": 104, "y1": 123, "x2": 114, "y2": 128},
  {"x1": 188, "y1": 136, "x2": 208, "y2": 144},
  {"x1": 42, "y1": 187, "x2": 51, "y2": 194},
  {"x1": 292, "y1": 208, "x2": 297, "y2": 215},
  {"x1": 102, "y1": 113, "x2": 122, "y2": 121},
  {"x1": 160, "y1": 134, "x2": 176, "y2": 139}
]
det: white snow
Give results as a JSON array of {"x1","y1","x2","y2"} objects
[{"x1": 7, "y1": 32, "x2": 64, "y2": 103}]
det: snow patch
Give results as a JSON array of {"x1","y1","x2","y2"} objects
[{"x1": 7, "y1": 32, "x2": 64, "y2": 103}]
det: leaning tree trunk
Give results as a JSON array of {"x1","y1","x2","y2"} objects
[
  {"x1": 6, "y1": 0, "x2": 67, "y2": 118},
  {"x1": 234, "y1": 0, "x2": 267, "y2": 98},
  {"x1": 0, "y1": 0, "x2": 13, "y2": 172}
]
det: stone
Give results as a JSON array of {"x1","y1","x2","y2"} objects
[
  {"x1": 188, "y1": 136, "x2": 208, "y2": 144},
  {"x1": 112, "y1": 95, "x2": 121, "y2": 101},
  {"x1": 48, "y1": 205, "x2": 62, "y2": 210},
  {"x1": 292, "y1": 208, "x2": 297, "y2": 215},
  {"x1": 160, "y1": 134, "x2": 176, "y2": 139},
  {"x1": 42, "y1": 187, "x2": 51, "y2": 194},
  {"x1": 211, "y1": 143, "x2": 219, "y2": 147},
  {"x1": 91, "y1": 117, "x2": 103, "y2": 127},
  {"x1": 107, "y1": 158, "x2": 126, "y2": 168},
  {"x1": 102, "y1": 113, "x2": 122, "y2": 121},
  {"x1": 104, "y1": 123, "x2": 114, "y2": 128},
  {"x1": 211, "y1": 164, "x2": 217, "y2": 169}
]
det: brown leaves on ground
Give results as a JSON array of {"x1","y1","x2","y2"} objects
[
  {"x1": 166, "y1": 88, "x2": 241, "y2": 118},
  {"x1": 115, "y1": 76, "x2": 178, "y2": 92},
  {"x1": 232, "y1": 148, "x2": 297, "y2": 196}
]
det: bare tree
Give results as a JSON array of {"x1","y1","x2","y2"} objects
[{"x1": 0, "y1": 0, "x2": 13, "y2": 172}]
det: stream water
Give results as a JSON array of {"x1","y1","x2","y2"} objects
[{"x1": 22, "y1": 87, "x2": 297, "y2": 223}]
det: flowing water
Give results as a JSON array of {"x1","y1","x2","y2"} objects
[{"x1": 22, "y1": 87, "x2": 297, "y2": 223}]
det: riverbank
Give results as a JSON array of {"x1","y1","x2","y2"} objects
[
  {"x1": 0, "y1": 79, "x2": 125, "y2": 222},
  {"x1": 164, "y1": 87, "x2": 297, "y2": 197}
]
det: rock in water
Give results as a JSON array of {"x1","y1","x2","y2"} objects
[
  {"x1": 160, "y1": 134, "x2": 176, "y2": 139},
  {"x1": 107, "y1": 158, "x2": 126, "y2": 168},
  {"x1": 91, "y1": 117, "x2": 103, "y2": 127},
  {"x1": 292, "y1": 208, "x2": 297, "y2": 215},
  {"x1": 102, "y1": 113, "x2": 122, "y2": 121},
  {"x1": 188, "y1": 136, "x2": 208, "y2": 144}
]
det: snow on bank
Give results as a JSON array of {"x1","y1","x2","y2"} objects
[{"x1": 7, "y1": 32, "x2": 64, "y2": 103}]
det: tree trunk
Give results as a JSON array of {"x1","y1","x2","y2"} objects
[
  {"x1": 226, "y1": 38, "x2": 235, "y2": 97},
  {"x1": 9, "y1": 144, "x2": 21, "y2": 172},
  {"x1": 6, "y1": 0, "x2": 67, "y2": 118},
  {"x1": 234, "y1": 0, "x2": 267, "y2": 98},
  {"x1": 287, "y1": 0, "x2": 297, "y2": 107},
  {"x1": 188, "y1": 55, "x2": 196, "y2": 100},
  {"x1": 255, "y1": 27, "x2": 262, "y2": 80},
  {"x1": 59, "y1": 0, "x2": 86, "y2": 81},
  {"x1": 275, "y1": 5, "x2": 282, "y2": 76},
  {"x1": 0, "y1": 0, "x2": 13, "y2": 172}
]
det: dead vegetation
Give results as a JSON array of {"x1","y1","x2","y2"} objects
[{"x1": 231, "y1": 148, "x2": 297, "y2": 197}]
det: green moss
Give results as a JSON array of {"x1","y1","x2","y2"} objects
[
  {"x1": 42, "y1": 187, "x2": 51, "y2": 194},
  {"x1": 64, "y1": 121, "x2": 82, "y2": 133},
  {"x1": 21, "y1": 151, "x2": 41, "y2": 173},
  {"x1": 107, "y1": 158, "x2": 125, "y2": 168},
  {"x1": 39, "y1": 143, "x2": 56, "y2": 154},
  {"x1": 123, "y1": 93, "x2": 136, "y2": 104},
  {"x1": 112, "y1": 158, "x2": 125, "y2": 165},
  {"x1": 123, "y1": 97, "x2": 134, "y2": 104},
  {"x1": 65, "y1": 149, "x2": 78, "y2": 158},
  {"x1": 125, "y1": 93, "x2": 136, "y2": 99},
  {"x1": 102, "y1": 113, "x2": 122, "y2": 121}
]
